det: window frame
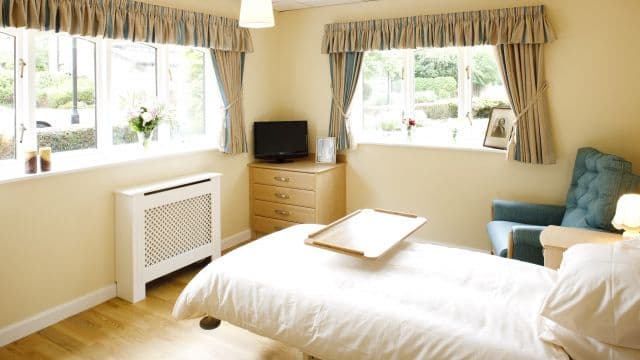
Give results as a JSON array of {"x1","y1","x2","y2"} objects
[
  {"x1": 356, "y1": 46, "x2": 508, "y2": 149},
  {"x1": 0, "y1": 28, "x2": 220, "y2": 167}
]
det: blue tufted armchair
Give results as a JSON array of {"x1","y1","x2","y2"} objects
[{"x1": 487, "y1": 147, "x2": 640, "y2": 265}]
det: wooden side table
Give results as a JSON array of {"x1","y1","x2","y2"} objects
[{"x1": 539, "y1": 226, "x2": 623, "y2": 270}]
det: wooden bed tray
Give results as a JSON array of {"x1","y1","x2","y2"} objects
[{"x1": 304, "y1": 209, "x2": 428, "y2": 259}]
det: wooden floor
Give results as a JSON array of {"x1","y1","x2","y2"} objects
[{"x1": 0, "y1": 259, "x2": 301, "y2": 360}]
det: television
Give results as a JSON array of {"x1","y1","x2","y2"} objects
[{"x1": 254, "y1": 121, "x2": 309, "y2": 162}]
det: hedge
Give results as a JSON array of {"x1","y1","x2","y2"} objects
[
  {"x1": 37, "y1": 128, "x2": 97, "y2": 152},
  {"x1": 415, "y1": 99, "x2": 510, "y2": 120},
  {"x1": 0, "y1": 135, "x2": 14, "y2": 160},
  {"x1": 415, "y1": 76, "x2": 457, "y2": 98}
]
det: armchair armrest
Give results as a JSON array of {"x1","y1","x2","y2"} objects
[
  {"x1": 509, "y1": 225, "x2": 546, "y2": 265},
  {"x1": 492, "y1": 200, "x2": 565, "y2": 226}
]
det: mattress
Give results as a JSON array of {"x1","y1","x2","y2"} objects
[{"x1": 173, "y1": 224, "x2": 568, "y2": 359}]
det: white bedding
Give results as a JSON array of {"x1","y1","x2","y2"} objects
[{"x1": 173, "y1": 224, "x2": 568, "y2": 359}]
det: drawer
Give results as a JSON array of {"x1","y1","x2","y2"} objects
[
  {"x1": 253, "y1": 184, "x2": 315, "y2": 208},
  {"x1": 252, "y1": 168, "x2": 315, "y2": 190},
  {"x1": 253, "y1": 216, "x2": 299, "y2": 234},
  {"x1": 254, "y1": 200, "x2": 316, "y2": 223}
]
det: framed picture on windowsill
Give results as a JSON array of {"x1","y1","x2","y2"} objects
[
  {"x1": 483, "y1": 107, "x2": 515, "y2": 150},
  {"x1": 316, "y1": 137, "x2": 337, "y2": 164}
]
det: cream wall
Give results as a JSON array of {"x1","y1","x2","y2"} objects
[
  {"x1": 0, "y1": 0, "x2": 280, "y2": 328},
  {"x1": 272, "y1": 0, "x2": 640, "y2": 249}
]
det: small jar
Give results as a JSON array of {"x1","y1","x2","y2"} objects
[
  {"x1": 24, "y1": 150, "x2": 38, "y2": 174},
  {"x1": 39, "y1": 147, "x2": 52, "y2": 172}
]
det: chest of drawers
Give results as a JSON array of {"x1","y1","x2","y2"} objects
[{"x1": 249, "y1": 160, "x2": 346, "y2": 237}]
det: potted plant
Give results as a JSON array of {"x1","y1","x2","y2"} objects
[{"x1": 128, "y1": 106, "x2": 162, "y2": 150}]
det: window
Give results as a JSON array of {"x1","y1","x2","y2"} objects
[
  {"x1": 167, "y1": 46, "x2": 206, "y2": 141},
  {"x1": 35, "y1": 33, "x2": 97, "y2": 152},
  {"x1": 357, "y1": 46, "x2": 510, "y2": 148},
  {"x1": 0, "y1": 28, "x2": 221, "y2": 165},
  {"x1": 0, "y1": 32, "x2": 15, "y2": 160},
  {"x1": 111, "y1": 42, "x2": 158, "y2": 145}
]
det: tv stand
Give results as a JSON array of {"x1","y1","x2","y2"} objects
[{"x1": 272, "y1": 159, "x2": 295, "y2": 164}]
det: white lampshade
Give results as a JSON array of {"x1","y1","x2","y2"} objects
[
  {"x1": 612, "y1": 194, "x2": 640, "y2": 238},
  {"x1": 239, "y1": 0, "x2": 275, "y2": 29}
]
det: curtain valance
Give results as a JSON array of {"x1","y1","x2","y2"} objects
[
  {"x1": 322, "y1": 5, "x2": 555, "y2": 53},
  {"x1": 0, "y1": 0, "x2": 253, "y2": 52}
]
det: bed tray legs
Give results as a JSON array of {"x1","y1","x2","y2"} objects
[{"x1": 199, "y1": 316, "x2": 221, "y2": 330}]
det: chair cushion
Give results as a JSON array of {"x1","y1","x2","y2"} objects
[
  {"x1": 487, "y1": 220, "x2": 524, "y2": 257},
  {"x1": 562, "y1": 148, "x2": 634, "y2": 232}
]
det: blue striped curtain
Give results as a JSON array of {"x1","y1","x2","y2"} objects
[{"x1": 329, "y1": 52, "x2": 363, "y2": 151}]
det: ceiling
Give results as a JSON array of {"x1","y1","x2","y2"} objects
[{"x1": 272, "y1": 0, "x2": 378, "y2": 12}]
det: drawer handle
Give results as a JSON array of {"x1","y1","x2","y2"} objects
[
  {"x1": 274, "y1": 192, "x2": 290, "y2": 199},
  {"x1": 274, "y1": 209, "x2": 291, "y2": 216},
  {"x1": 274, "y1": 176, "x2": 291, "y2": 183}
]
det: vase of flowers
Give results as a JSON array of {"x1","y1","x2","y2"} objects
[
  {"x1": 128, "y1": 106, "x2": 162, "y2": 150},
  {"x1": 403, "y1": 117, "x2": 416, "y2": 141}
]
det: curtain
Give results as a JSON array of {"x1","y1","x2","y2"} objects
[
  {"x1": 322, "y1": 6, "x2": 555, "y2": 53},
  {"x1": 211, "y1": 50, "x2": 248, "y2": 154},
  {"x1": 0, "y1": 0, "x2": 253, "y2": 52},
  {"x1": 496, "y1": 44, "x2": 554, "y2": 164},
  {"x1": 329, "y1": 52, "x2": 364, "y2": 151}
]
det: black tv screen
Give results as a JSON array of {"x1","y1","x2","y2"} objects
[{"x1": 254, "y1": 121, "x2": 308, "y2": 162}]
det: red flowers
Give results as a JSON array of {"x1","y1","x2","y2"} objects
[{"x1": 403, "y1": 118, "x2": 416, "y2": 127}]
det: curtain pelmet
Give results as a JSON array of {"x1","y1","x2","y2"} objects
[{"x1": 322, "y1": 5, "x2": 555, "y2": 53}]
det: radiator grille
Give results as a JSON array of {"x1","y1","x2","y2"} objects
[{"x1": 144, "y1": 194, "x2": 212, "y2": 267}]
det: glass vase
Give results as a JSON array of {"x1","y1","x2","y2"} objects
[{"x1": 137, "y1": 131, "x2": 152, "y2": 150}]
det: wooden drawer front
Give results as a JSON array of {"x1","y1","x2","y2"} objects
[
  {"x1": 254, "y1": 200, "x2": 316, "y2": 223},
  {"x1": 253, "y1": 184, "x2": 315, "y2": 208},
  {"x1": 252, "y1": 168, "x2": 315, "y2": 190},
  {"x1": 253, "y1": 216, "x2": 299, "y2": 234}
]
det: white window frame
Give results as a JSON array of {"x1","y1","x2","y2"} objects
[
  {"x1": 357, "y1": 46, "x2": 506, "y2": 149},
  {"x1": 0, "y1": 28, "x2": 220, "y2": 169}
]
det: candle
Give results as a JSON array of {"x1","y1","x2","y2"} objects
[
  {"x1": 39, "y1": 147, "x2": 52, "y2": 172},
  {"x1": 24, "y1": 150, "x2": 37, "y2": 174}
]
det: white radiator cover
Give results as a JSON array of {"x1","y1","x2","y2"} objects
[{"x1": 115, "y1": 173, "x2": 222, "y2": 303}]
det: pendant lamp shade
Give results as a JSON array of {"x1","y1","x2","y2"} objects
[{"x1": 239, "y1": 0, "x2": 275, "y2": 28}]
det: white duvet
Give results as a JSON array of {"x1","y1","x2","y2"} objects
[{"x1": 173, "y1": 225, "x2": 568, "y2": 360}]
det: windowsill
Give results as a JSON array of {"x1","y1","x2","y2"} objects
[
  {"x1": 0, "y1": 142, "x2": 220, "y2": 186},
  {"x1": 356, "y1": 137, "x2": 507, "y2": 154}
]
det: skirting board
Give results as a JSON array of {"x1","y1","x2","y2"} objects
[
  {"x1": 0, "y1": 284, "x2": 117, "y2": 347},
  {"x1": 0, "y1": 229, "x2": 252, "y2": 347},
  {"x1": 222, "y1": 229, "x2": 252, "y2": 250}
]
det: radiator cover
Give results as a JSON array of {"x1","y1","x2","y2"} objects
[{"x1": 115, "y1": 173, "x2": 221, "y2": 303}]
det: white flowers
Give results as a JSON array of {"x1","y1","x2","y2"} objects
[{"x1": 141, "y1": 111, "x2": 153, "y2": 124}]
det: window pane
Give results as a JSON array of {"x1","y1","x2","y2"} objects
[
  {"x1": 111, "y1": 42, "x2": 157, "y2": 145},
  {"x1": 0, "y1": 32, "x2": 15, "y2": 160},
  {"x1": 471, "y1": 45, "x2": 510, "y2": 121},
  {"x1": 412, "y1": 47, "x2": 460, "y2": 146},
  {"x1": 167, "y1": 46, "x2": 205, "y2": 141},
  {"x1": 362, "y1": 50, "x2": 406, "y2": 134},
  {"x1": 35, "y1": 34, "x2": 97, "y2": 153}
]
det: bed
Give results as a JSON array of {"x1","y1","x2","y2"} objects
[{"x1": 173, "y1": 224, "x2": 572, "y2": 359}]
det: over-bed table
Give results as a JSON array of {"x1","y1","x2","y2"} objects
[{"x1": 173, "y1": 224, "x2": 568, "y2": 359}]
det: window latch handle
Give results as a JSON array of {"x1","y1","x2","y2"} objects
[
  {"x1": 19, "y1": 59, "x2": 26, "y2": 79},
  {"x1": 19, "y1": 123, "x2": 27, "y2": 143},
  {"x1": 465, "y1": 65, "x2": 470, "y2": 80}
]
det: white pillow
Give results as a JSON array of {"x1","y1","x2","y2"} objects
[
  {"x1": 539, "y1": 317, "x2": 640, "y2": 360},
  {"x1": 539, "y1": 239, "x2": 640, "y2": 350}
]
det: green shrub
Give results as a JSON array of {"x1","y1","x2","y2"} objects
[
  {"x1": 415, "y1": 77, "x2": 457, "y2": 98},
  {"x1": 113, "y1": 125, "x2": 139, "y2": 145},
  {"x1": 416, "y1": 102, "x2": 458, "y2": 119},
  {"x1": 37, "y1": 128, "x2": 96, "y2": 152},
  {"x1": 472, "y1": 99, "x2": 510, "y2": 119},
  {"x1": 0, "y1": 73, "x2": 14, "y2": 106},
  {"x1": 0, "y1": 135, "x2": 14, "y2": 160}
]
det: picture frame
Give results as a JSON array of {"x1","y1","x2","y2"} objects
[
  {"x1": 316, "y1": 137, "x2": 337, "y2": 164},
  {"x1": 483, "y1": 107, "x2": 516, "y2": 150}
]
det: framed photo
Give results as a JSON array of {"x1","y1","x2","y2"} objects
[
  {"x1": 483, "y1": 107, "x2": 516, "y2": 150},
  {"x1": 316, "y1": 137, "x2": 337, "y2": 164}
]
